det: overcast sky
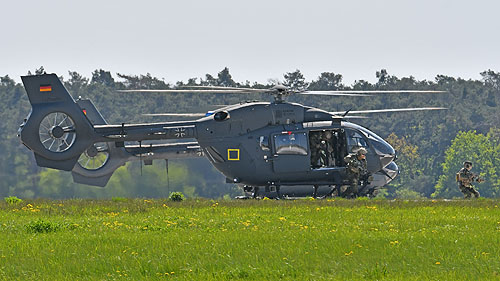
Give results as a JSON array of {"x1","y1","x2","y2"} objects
[{"x1": 2, "y1": 0, "x2": 499, "y2": 85}]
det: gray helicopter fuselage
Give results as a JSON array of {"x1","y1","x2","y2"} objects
[{"x1": 193, "y1": 101, "x2": 396, "y2": 187}]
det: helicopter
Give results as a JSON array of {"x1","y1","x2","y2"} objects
[{"x1": 18, "y1": 73, "x2": 446, "y2": 198}]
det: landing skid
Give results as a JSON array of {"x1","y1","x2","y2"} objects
[{"x1": 238, "y1": 184, "x2": 379, "y2": 199}]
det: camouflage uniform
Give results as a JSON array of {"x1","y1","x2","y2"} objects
[
  {"x1": 319, "y1": 139, "x2": 328, "y2": 167},
  {"x1": 457, "y1": 165, "x2": 481, "y2": 198},
  {"x1": 310, "y1": 133, "x2": 321, "y2": 168},
  {"x1": 344, "y1": 149, "x2": 368, "y2": 198}
]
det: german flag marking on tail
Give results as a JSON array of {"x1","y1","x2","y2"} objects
[{"x1": 39, "y1": 85, "x2": 52, "y2": 92}]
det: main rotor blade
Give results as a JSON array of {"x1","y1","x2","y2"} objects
[
  {"x1": 333, "y1": 115, "x2": 368, "y2": 119},
  {"x1": 300, "y1": 91, "x2": 371, "y2": 97},
  {"x1": 142, "y1": 113, "x2": 207, "y2": 117},
  {"x1": 301, "y1": 90, "x2": 446, "y2": 96},
  {"x1": 329, "y1": 107, "x2": 447, "y2": 115},
  {"x1": 180, "y1": 86, "x2": 270, "y2": 93},
  {"x1": 118, "y1": 89, "x2": 257, "y2": 94}
]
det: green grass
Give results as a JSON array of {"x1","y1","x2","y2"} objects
[{"x1": 0, "y1": 198, "x2": 499, "y2": 280}]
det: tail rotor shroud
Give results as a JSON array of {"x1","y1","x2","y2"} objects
[
  {"x1": 77, "y1": 142, "x2": 110, "y2": 170},
  {"x1": 38, "y1": 112, "x2": 77, "y2": 153}
]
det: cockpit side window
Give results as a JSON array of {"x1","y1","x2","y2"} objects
[
  {"x1": 346, "y1": 129, "x2": 369, "y2": 153},
  {"x1": 274, "y1": 132, "x2": 308, "y2": 155},
  {"x1": 259, "y1": 136, "x2": 270, "y2": 151}
]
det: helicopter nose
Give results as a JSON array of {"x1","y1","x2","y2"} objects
[
  {"x1": 384, "y1": 161, "x2": 399, "y2": 179},
  {"x1": 369, "y1": 139, "x2": 396, "y2": 168},
  {"x1": 380, "y1": 154, "x2": 395, "y2": 168}
]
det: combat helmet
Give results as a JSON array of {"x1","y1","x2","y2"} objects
[{"x1": 356, "y1": 147, "x2": 367, "y2": 156}]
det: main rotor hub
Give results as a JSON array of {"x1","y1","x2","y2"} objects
[{"x1": 270, "y1": 85, "x2": 291, "y2": 103}]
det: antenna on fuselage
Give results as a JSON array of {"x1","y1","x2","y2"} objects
[{"x1": 342, "y1": 109, "x2": 352, "y2": 117}]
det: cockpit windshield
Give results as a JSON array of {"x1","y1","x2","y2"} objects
[{"x1": 346, "y1": 123, "x2": 395, "y2": 155}]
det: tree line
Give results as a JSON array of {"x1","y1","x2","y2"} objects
[{"x1": 0, "y1": 66, "x2": 498, "y2": 198}]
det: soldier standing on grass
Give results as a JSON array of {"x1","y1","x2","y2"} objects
[
  {"x1": 343, "y1": 148, "x2": 369, "y2": 198},
  {"x1": 456, "y1": 161, "x2": 484, "y2": 198}
]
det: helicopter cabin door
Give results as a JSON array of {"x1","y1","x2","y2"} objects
[
  {"x1": 272, "y1": 132, "x2": 310, "y2": 173},
  {"x1": 308, "y1": 129, "x2": 346, "y2": 169}
]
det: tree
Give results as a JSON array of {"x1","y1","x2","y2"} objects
[
  {"x1": 91, "y1": 69, "x2": 115, "y2": 87},
  {"x1": 385, "y1": 133, "x2": 431, "y2": 197},
  {"x1": 480, "y1": 69, "x2": 500, "y2": 91},
  {"x1": 283, "y1": 69, "x2": 308, "y2": 90},
  {"x1": 201, "y1": 74, "x2": 217, "y2": 86},
  {"x1": 117, "y1": 73, "x2": 169, "y2": 89},
  {"x1": 35, "y1": 66, "x2": 45, "y2": 75},
  {"x1": 386, "y1": 133, "x2": 421, "y2": 180},
  {"x1": 432, "y1": 130, "x2": 500, "y2": 198},
  {"x1": 308, "y1": 72, "x2": 343, "y2": 90},
  {"x1": 217, "y1": 67, "x2": 237, "y2": 87},
  {"x1": 65, "y1": 71, "x2": 89, "y2": 95},
  {"x1": 375, "y1": 69, "x2": 397, "y2": 87},
  {"x1": 0, "y1": 75, "x2": 15, "y2": 88}
]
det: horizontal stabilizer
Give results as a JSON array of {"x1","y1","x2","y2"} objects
[
  {"x1": 35, "y1": 154, "x2": 79, "y2": 171},
  {"x1": 72, "y1": 172, "x2": 113, "y2": 187}
]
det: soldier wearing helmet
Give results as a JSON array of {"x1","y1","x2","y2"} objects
[
  {"x1": 456, "y1": 161, "x2": 483, "y2": 198},
  {"x1": 343, "y1": 147, "x2": 369, "y2": 198}
]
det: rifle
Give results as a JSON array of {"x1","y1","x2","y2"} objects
[
  {"x1": 473, "y1": 173, "x2": 485, "y2": 183},
  {"x1": 457, "y1": 171, "x2": 485, "y2": 184}
]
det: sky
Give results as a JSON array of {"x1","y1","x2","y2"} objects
[{"x1": 1, "y1": 0, "x2": 500, "y2": 86}]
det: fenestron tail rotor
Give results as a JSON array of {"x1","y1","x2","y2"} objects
[
  {"x1": 77, "y1": 142, "x2": 110, "y2": 170},
  {"x1": 38, "y1": 112, "x2": 76, "y2": 153}
]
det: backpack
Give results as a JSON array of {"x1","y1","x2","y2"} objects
[{"x1": 343, "y1": 154, "x2": 352, "y2": 163}]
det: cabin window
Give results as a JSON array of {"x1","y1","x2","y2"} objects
[
  {"x1": 259, "y1": 136, "x2": 270, "y2": 151},
  {"x1": 274, "y1": 132, "x2": 308, "y2": 155}
]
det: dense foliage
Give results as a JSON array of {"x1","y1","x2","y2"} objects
[{"x1": 0, "y1": 67, "x2": 498, "y2": 198}]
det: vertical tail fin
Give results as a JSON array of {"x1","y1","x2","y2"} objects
[{"x1": 19, "y1": 74, "x2": 97, "y2": 171}]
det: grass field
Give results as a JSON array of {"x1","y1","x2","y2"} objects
[{"x1": 0, "y1": 198, "x2": 499, "y2": 280}]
